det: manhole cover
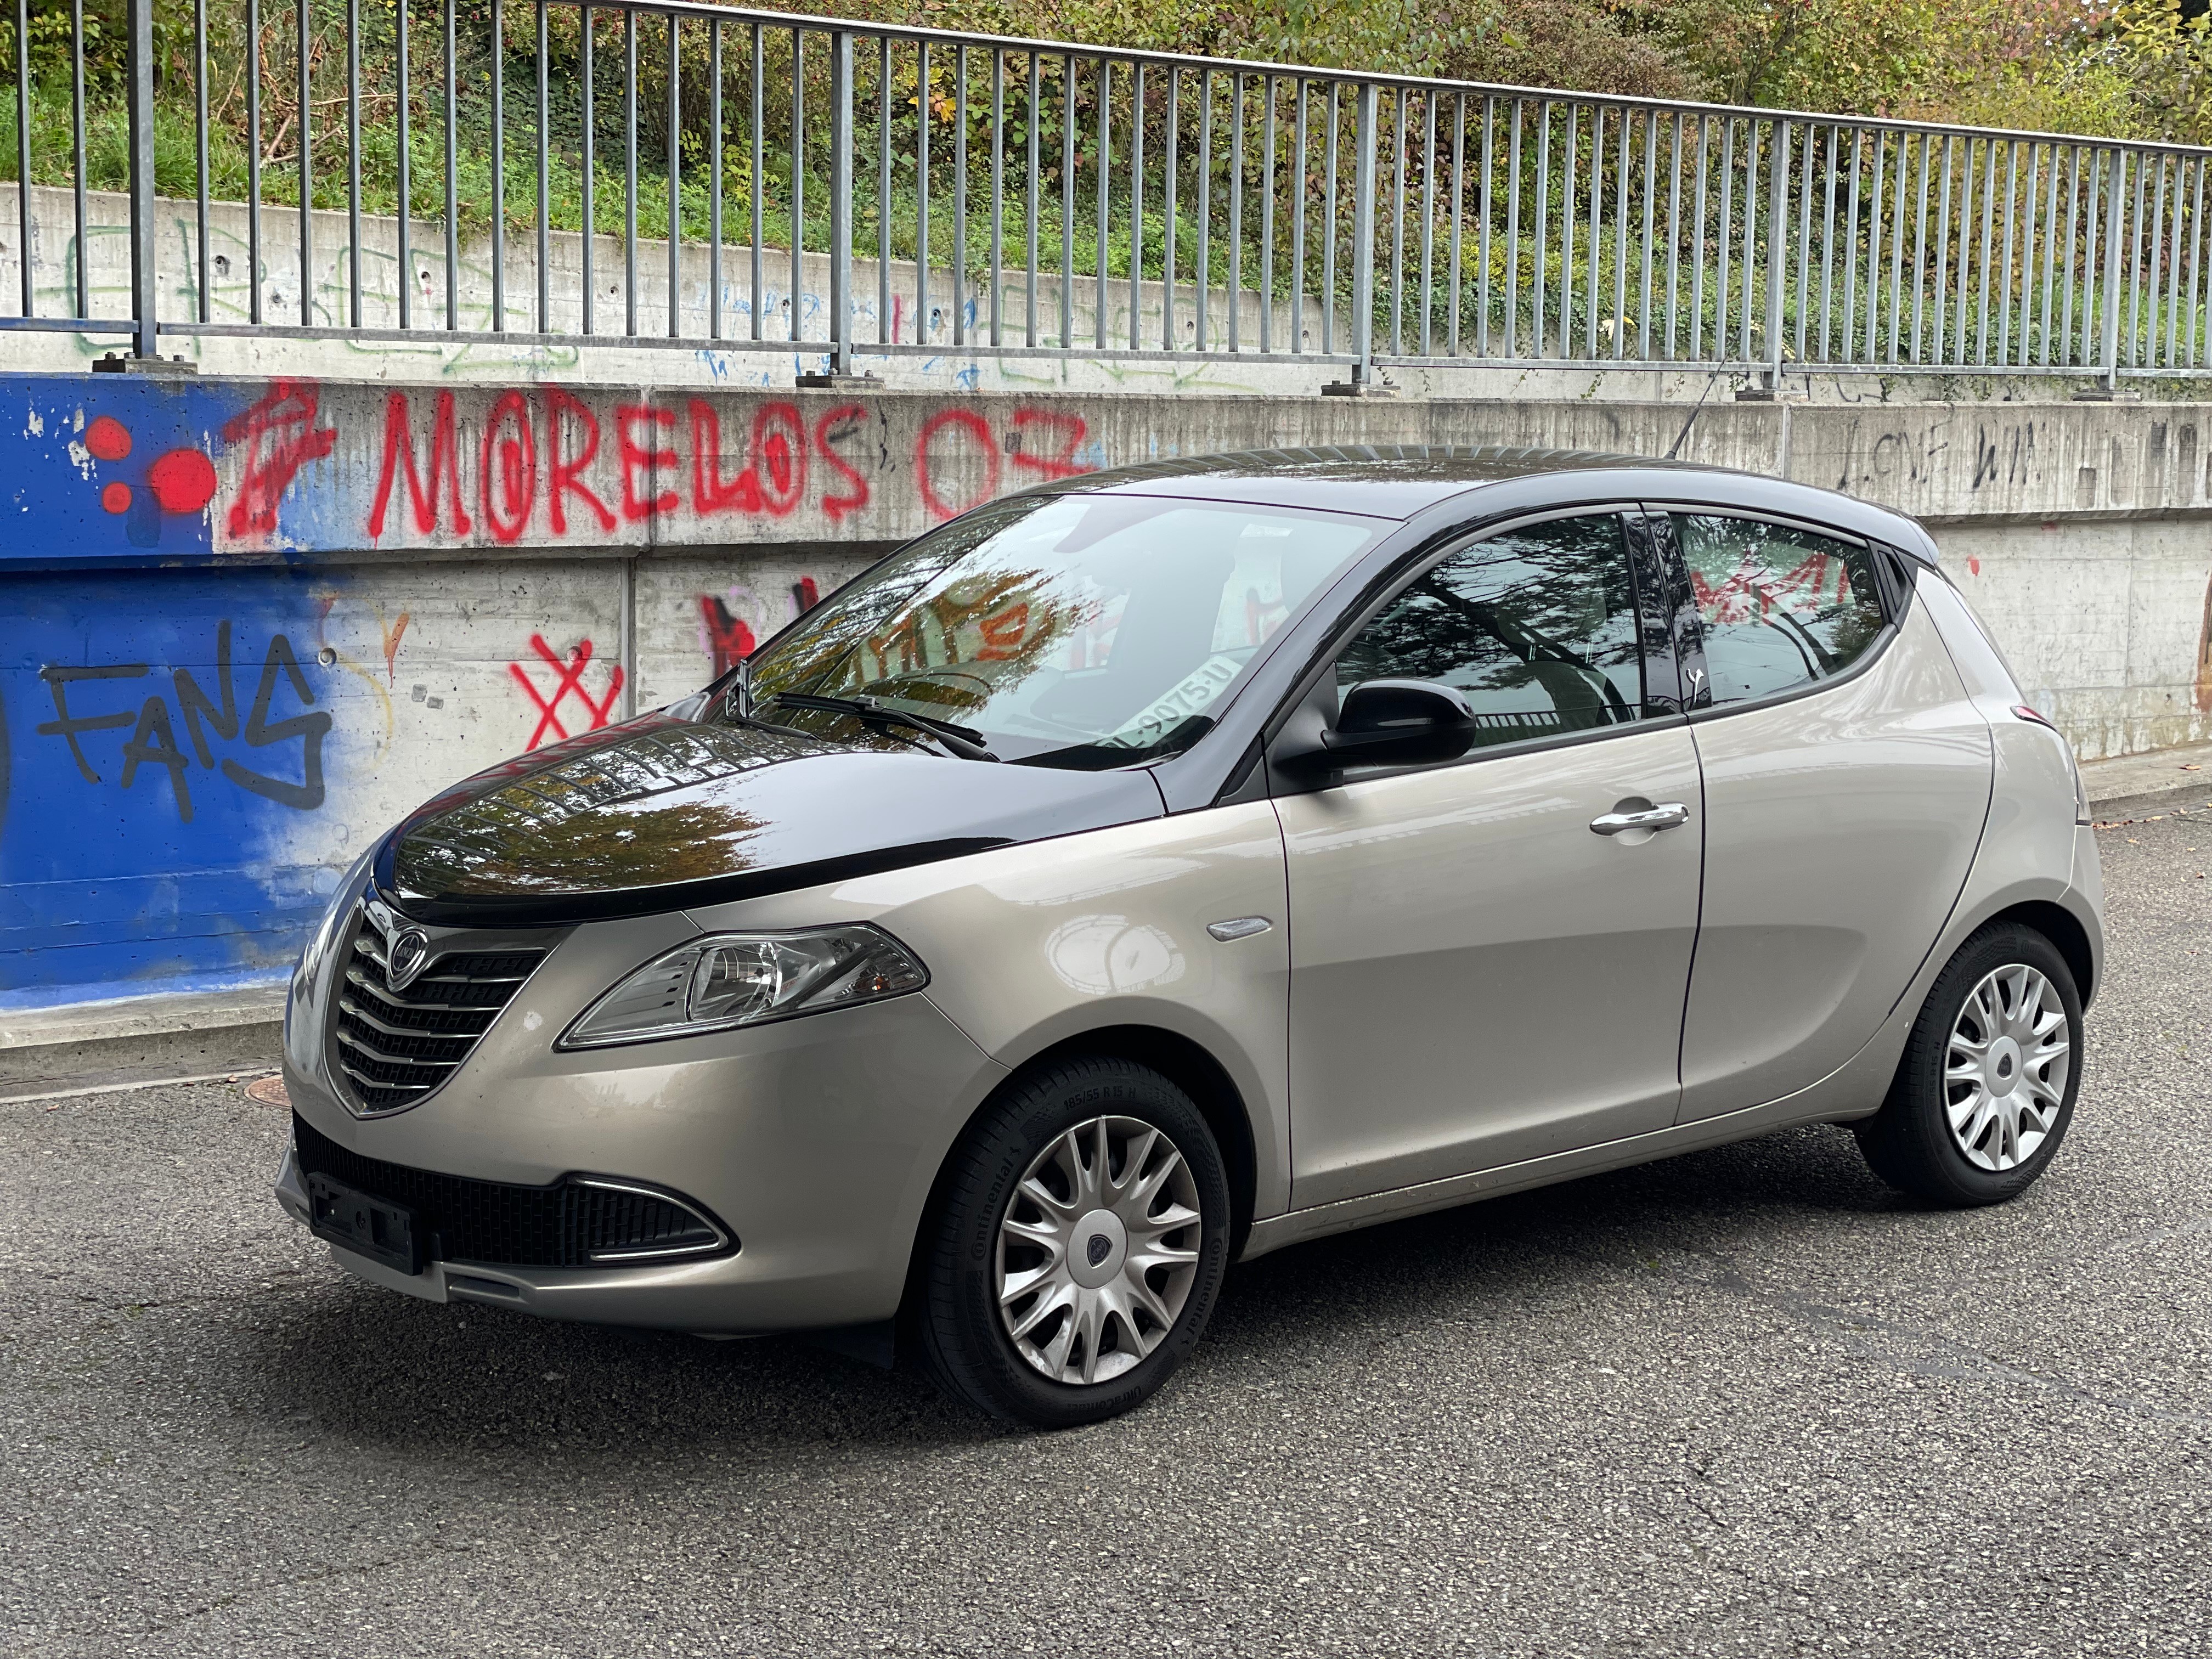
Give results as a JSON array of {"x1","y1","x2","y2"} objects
[{"x1": 244, "y1": 1075, "x2": 290, "y2": 1108}]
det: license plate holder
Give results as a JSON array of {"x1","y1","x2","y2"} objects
[{"x1": 307, "y1": 1172, "x2": 425, "y2": 1275}]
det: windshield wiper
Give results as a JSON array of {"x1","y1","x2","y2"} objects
[{"x1": 768, "y1": 692, "x2": 1000, "y2": 762}]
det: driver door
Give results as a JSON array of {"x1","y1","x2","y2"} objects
[{"x1": 1275, "y1": 510, "x2": 1705, "y2": 1207}]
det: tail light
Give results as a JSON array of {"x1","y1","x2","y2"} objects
[
  {"x1": 2013, "y1": 706, "x2": 2092, "y2": 824},
  {"x1": 2012, "y1": 703, "x2": 2058, "y2": 731}
]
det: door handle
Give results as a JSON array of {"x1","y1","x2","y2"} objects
[{"x1": 1589, "y1": 802, "x2": 1691, "y2": 836}]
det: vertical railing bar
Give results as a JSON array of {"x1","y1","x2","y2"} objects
[
  {"x1": 1094, "y1": 57, "x2": 1108, "y2": 352},
  {"x1": 444, "y1": 0, "x2": 459, "y2": 331},
  {"x1": 2059, "y1": 145, "x2": 2079, "y2": 368},
  {"x1": 916, "y1": 41, "x2": 930, "y2": 348},
  {"x1": 1026, "y1": 53, "x2": 1041, "y2": 348},
  {"x1": 1163, "y1": 67, "x2": 1178, "y2": 351},
  {"x1": 1737, "y1": 118, "x2": 1758, "y2": 363},
  {"x1": 1349, "y1": 78, "x2": 1376, "y2": 383},
  {"x1": 2187, "y1": 156, "x2": 2205, "y2": 369},
  {"x1": 1976, "y1": 138, "x2": 1998, "y2": 366},
  {"x1": 1707, "y1": 118, "x2": 1725, "y2": 363},
  {"x1": 2167, "y1": 156, "x2": 2188, "y2": 368},
  {"x1": 709, "y1": 21, "x2": 724, "y2": 340},
  {"x1": 1420, "y1": 89, "x2": 1437, "y2": 357},
  {"x1": 489, "y1": 0, "x2": 505, "y2": 334},
  {"x1": 1477, "y1": 95, "x2": 1497, "y2": 359},
  {"x1": 1318, "y1": 84, "x2": 1336, "y2": 358},
  {"x1": 578, "y1": 6, "x2": 591, "y2": 335},
  {"x1": 1792, "y1": 118, "x2": 1814, "y2": 365},
  {"x1": 665, "y1": 14, "x2": 680, "y2": 340},
  {"x1": 2127, "y1": 148, "x2": 2147, "y2": 371},
  {"x1": 1128, "y1": 61, "x2": 1143, "y2": 353},
  {"x1": 2015, "y1": 141, "x2": 2037, "y2": 367},
  {"x1": 1228, "y1": 72, "x2": 1244, "y2": 356},
  {"x1": 1763, "y1": 119, "x2": 1787, "y2": 383},
  {"x1": 1662, "y1": 111, "x2": 1681, "y2": 361},
  {"x1": 1196, "y1": 70, "x2": 1212, "y2": 352},
  {"x1": 1391, "y1": 88, "x2": 1407, "y2": 356},
  {"x1": 2000, "y1": 140, "x2": 2022, "y2": 368},
  {"x1": 1297, "y1": 79, "x2": 1313, "y2": 358},
  {"x1": 1502, "y1": 98, "x2": 1520, "y2": 360},
  {"x1": 71, "y1": 0, "x2": 88, "y2": 318},
  {"x1": 1612, "y1": 105, "x2": 1629, "y2": 360},
  {"x1": 990, "y1": 49, "x2": 1004, "y2": 348},
  {"x1": 954, "y1": 43, "x2": 967, "y2": 348},
  {"x1": 1688, "y1": 114, "x2": 1707, "y2": 360},
  {"x1": 1817, "y1": 125, "x2": 1837, "y2": 361},
  {"x1": 1933, "y1": 137, "x2": 1956, "y2": 368},
  {"x1": 1590, "y1": 105, "x2": 1609, "y2": 360},
  {"x1": 750, "y1": 24, "x2": 763, "y2": 341},
  {"x1": 826, "y1": 26, "x2": 852, "y2": 371},
  {"x1": 1861, "y1": 127, "x2": 1884, "y2": 365},
  {"x1": 1956, "y1": 138, "x2": 1980, "y2": 365},
  {"x1": 2101, "y1": 148, "x2": 2126, "y2": 386},
  {"x1": 1839, "y1": 130, "x2": 1862, "y2": 366},
  {"x1": 1450, "y1": 94, "x2": 1466, "y2": 358},
  {"x1": 1533, "y1": 101, "x2": 1550, "y2": 358},
  {"x1": 536, "y1": 2, "x2": 549, "y2": 332},
  {"x1": 1909, "y1": 134, "x2": 1931, "y2": 365},
  {"x1": 1558, "y1": 103, "x2": 1575, "y2": 359},
  {"x1": 195, "y1": 0, "x2": 211, "y2": 323},
  {"x1": 881, "y1": 36, "x2": 894, "y2": 347},
  {"x1": 789, "y1": 27, "x2": 804, "y2": 345},
  {"x1": 618, "y1": 11, "x2": 636, "y2": 337},
  {"x1": 19, "y1": 0, "x2": 38, "y2": 318},
  {"x1": 1887, "y1": 132, "x2": 1908, "y2": 363},
  {"x1": 1061, "y1": 54, "x2": 1075, "y2": 350},
  {"x1": 1632, "y1": 108, "x2": 1650, "y2": 362},
  {"x1": 249, "y1": 0, "x2": 264, "y2": 325},
  {"x1": 1258, "y1": 76, "x2": 1274, "y2": 356},
  {"x1": 2041, "y1": 143, "x2": 2063, "y2": 368}
]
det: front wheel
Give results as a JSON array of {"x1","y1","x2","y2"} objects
[
  {"x1": 1855, "y1": 922, "x2": 2084, "y2": 1206},
  {"x1": 915, "y1": 1058, "x2": 1232, "y2": 1427}
]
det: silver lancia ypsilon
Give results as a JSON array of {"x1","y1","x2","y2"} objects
[{"x1": 277, "y1": 446, "x2": 2101, "y2": 1427}]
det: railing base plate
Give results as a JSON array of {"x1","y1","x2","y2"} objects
[
  {"x1": 92, "y1": 353, "x2": 199, "y2": 377},
  {"x1": 1322, "y1": 378, "x2": 1398, "y2": 399}
]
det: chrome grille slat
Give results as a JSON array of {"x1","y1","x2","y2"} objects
[{"x1": 327, "y1": 902, "x2": 551, "y2": 1114}]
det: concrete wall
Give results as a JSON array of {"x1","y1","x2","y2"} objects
[{"x1": 5, "y1": 365, "x2": 2210, "y2": 1013}]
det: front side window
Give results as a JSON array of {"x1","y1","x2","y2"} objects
[
  {"x1": 1336, "y1": 512, "x2": 1651, "y2": 749},
  {"x1": 1673, "y1": 514, "x2": 1888, "y2": 706},
  {"x1": 740, "y1": 494, "x2": 1381, "y2": 767}
]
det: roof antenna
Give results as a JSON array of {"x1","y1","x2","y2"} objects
[{"x1": 1665, "y1": 371, "x2": 1724, "y2": 461}]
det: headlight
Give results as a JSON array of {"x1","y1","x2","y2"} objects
[{"x1": 560, "y1": 924, "x2": 929, "y2": 1049}]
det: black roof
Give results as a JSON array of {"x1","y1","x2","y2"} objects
[{"x1": 1024, "y1": 443, "x2": 1940, "y2": 562}]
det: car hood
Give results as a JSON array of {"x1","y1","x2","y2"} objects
[{"x1": 375, "y1": 713, "x2": 1167, "y2": 926}]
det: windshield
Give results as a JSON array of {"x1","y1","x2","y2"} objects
[{"x1": 736, "y1": 494, "x2": 1383, "y2": 766}]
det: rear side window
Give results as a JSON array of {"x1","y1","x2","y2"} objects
[
  {"x1": 1336, "y1": 512, "x2": 1652, "y2": 749},
  {"x1": 1674, "y1": 514, "x2": 1888, "y2": 706}
]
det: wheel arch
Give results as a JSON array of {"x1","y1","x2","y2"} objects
[
  {"x1": 1982, "y1": 898, "x2": 2098, "y2": 1009},
  {"x1": 896, "y1": 1023, "x2": 1261, "y2": 1338}
]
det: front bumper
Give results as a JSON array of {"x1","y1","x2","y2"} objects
[{"x1": 278, "y1": 961, "x2": 1008, "y2": 1331}]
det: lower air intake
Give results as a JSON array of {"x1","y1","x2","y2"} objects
[{"x1": 293, "y1": 1114, "x2": 735, "y2": 1268}]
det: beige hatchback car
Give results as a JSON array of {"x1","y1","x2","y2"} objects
[{"x1": 276, "y1": 446, "x2": 2101, "y2": 1427}]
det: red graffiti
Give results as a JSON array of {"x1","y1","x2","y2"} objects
[
  {"x1": 1689, "y1": 549, "x2": 1856, "y2": 625},
  {"x1": 699, "y1": 595, "x2": 758, "y2": 676},
  {"x1": 224, "y1": 380, "x2": 337, "y2": 537},
  {"x1": 977, "y1": 602, "x2": 1030, "y2": 660},
  {"x1": 367, "y1": 388, "x2": 471, "y2": 539},
  {"x1": 544, "y1": 387, "x2": 617, "y2": 535},
  {"x1": 814, "y1": 404, "x2": 872, "y2": 524},
  {"x1": 1008, "y1": 409, "x2": 1091, "y2": 481},
  {"x1": 617, "y1": 404, "x2": 680, "y2": 521},
  {"x1": 753, "y1": 404, "x2": 806, "y2": 516},
  {"x1": 915, "y1": 409, "x2": 1002, "y2": 522},
  {"x1": 86, "y1": 415, "x2": 132, "y2": 461},
  {"x1": 480, "y1": 391, "x2": 538, "y2": 543},
  {"x1": 507, "y1": 634, "x2": 624, "y2": 750}
]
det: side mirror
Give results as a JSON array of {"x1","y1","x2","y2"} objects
[{"x1": 1279, "y1": 679, "x2": 1477, "y2": 773}]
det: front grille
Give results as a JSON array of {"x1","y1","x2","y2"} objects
[
  {"x1": 331, "y1": 903, "x2": 549, "y2": 1113},
  {"x1": 293, "y1": 1113, "x2": 735, "y2": 1268}
]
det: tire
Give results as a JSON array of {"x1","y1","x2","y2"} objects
[
  {"x1": 1855, "y1": 922, "x2": 2084, "y2": 1206},
  {"x1": 915, "y1": 1057, "x2": 1232, "y2": 1427}
]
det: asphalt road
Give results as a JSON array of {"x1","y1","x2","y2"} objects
[{"x1": 6, "y1": 812, "x2": 2210, "y2": 1659}]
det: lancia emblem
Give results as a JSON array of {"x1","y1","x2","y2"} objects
[
  {"x1": 387, "y1": 928, "x2": 433, "y2": 991},
  {"x1": 1086, "y1": 1233, "x2": 1113, "y2": 1268}
]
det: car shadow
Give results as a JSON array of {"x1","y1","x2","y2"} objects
[{"x1": 225, "y1": 1121, "x2": 1904, "y2": 1458}]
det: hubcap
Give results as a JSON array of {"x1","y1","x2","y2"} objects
[
  {"x1": 1946, "y1": 963, "x2": 2070, "y2": 1172},
  {"x1": 995, "y1": 1116, "x2": 1203, "y2": 1386}
]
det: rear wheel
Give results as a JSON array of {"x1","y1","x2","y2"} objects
[
  {"x1": 1855, "y1": 922, "x2": 2083, "y2": 1205},
  {"x1": 916, "y1": 1058, "x2": 1231, "y2": 1427}
]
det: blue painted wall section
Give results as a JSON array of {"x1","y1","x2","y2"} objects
[{"x1": 1, "y1": 567, "x2": 346, "y2": 1009}]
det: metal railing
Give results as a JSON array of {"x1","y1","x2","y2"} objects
[{"x1": 8, "y1": 0, "x2": 2212, "y2": 388}]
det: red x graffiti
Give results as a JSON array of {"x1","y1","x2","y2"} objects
[{"x1": 507, "y1": 634, "x2": 625, "y2": 751}]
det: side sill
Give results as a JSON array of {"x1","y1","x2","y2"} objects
[{"x1": 1238, "y1": 1085, "x2": 1876, "y2": 1263}]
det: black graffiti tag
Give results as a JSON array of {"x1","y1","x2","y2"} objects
[{"x1": 36, "y1": 622, "x2": 332, "y2": 823}]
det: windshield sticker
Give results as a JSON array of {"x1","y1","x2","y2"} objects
[{"x1": 1100, "y1": 653, "x2": 1244, "y2": 749}]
